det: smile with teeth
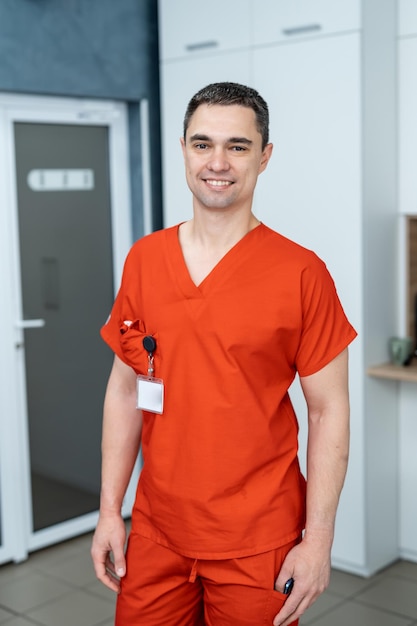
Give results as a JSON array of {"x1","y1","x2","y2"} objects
[{"x1": 205, "y1": 179, "x2": 232, "y2": 187}]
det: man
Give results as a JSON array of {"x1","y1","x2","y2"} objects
[{"x1": 91, "y1": 82, "x2": 356, "y2": 626}]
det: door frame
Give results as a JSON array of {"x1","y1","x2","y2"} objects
[{"x1": 0, "y1": 93, "x2": 138, "y2": 563}]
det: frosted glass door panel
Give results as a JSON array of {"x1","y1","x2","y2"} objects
[{"x1": 14, "y1": 123, "x2": 114, "y2": 532}]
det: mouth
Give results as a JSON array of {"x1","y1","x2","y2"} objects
[{"x1": 204, "y1": 179, "x2": 233, "y2": 188}]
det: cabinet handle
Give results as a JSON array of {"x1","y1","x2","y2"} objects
[
  {"x1": 282, "y1": 24, "x2": 322, "y2": 36},
  {"x1": 185, "y1": 40, "x2": 219, "y2": 52}
]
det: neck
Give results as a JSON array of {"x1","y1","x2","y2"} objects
[
  {"x1": 185, "y1": 207, "x2": 260, "y2": 250},
  {"x1": 178, "y1": 209, "x2": 260, "y2": 287}
]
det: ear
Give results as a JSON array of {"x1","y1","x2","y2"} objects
[
  {"x1": 259, "y1": 142, "x2": 273, "y2": 174},
  {"x1": 180, "y1": 136, "x2": 186, "y2": 157}
]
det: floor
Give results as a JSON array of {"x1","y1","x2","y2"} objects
[{"x1": 0, "y1": 532, "x2": 417, "y2": 625}]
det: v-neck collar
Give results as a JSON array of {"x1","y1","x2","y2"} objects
[{"x1": 165, "y1": 222, "x2": 265, "y2": 298}]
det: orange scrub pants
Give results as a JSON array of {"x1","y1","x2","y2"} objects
[{"x1": 115, "y1": 533, "x2": 299, "y2": 626}]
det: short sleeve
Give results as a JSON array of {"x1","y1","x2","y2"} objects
[
  {"x1": 295, "y1": 256, "x2": 357, "y2": 377},
  {"x1": 100, "y1": 243, "x2": 142, "y2": 366}
]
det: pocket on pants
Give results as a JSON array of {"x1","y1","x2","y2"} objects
[
  {"x1": 264, "y1": 589, "x2": 298, "y2": 626},
  {"x1": 205, "y1": 584, "x2": 286, "y2": 626},
  {"x1": 264, "y1": 589, "x2": 287, "y2": 625}
]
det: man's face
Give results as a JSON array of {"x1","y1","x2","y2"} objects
[{"x1": 180, "y1": 104, "x2": 272, "y2": 213}]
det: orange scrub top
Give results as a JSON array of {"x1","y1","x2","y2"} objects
[{"x1": 101, "y1": 223, "x2": 357, "y2": 560}]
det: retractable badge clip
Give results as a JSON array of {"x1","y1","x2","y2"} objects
[
  {"x1": 142, "y1": 335, "x2": 157, "y2": 376},
  {"x1": 136, "y1": 335, "x2": 164, "y2": 414}
]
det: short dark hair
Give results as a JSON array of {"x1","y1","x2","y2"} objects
[{"x1": 183, "y1": 82, "x2": 269, "y2": 149}]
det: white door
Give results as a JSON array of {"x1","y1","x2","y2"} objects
[{"x1": 0, "y1": 94, "x2": 138, "y2": 563}]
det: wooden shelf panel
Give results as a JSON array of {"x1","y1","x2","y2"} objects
[{"x1": 367, "y1": 361, "x2": 417, "y2": 382}]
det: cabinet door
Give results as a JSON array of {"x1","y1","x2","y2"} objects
[
  {"x1": 158, "y1": 0, "x2": 251, "y2": 60},
  {"x1": 253, "y1": 35, "x2": 362, "y2": 566},
  {"x1": 252, "y1": 35, "x2": 361, "y2": 301},
  {"x1": 160, "y1": 52, "x2": 251, "y2": 227},
  {"x1": 253, "y1": 0, "x2": 360, "y2": 47},
  {"x1": 399, "y1": 0, "x2": 417, "y2": 37},
  {"x1": 399, "y1": 38, "x2": 417, "y2": 214},
  {"x1": 399, "y1": 385, "x2": 417, "y2": 558}
]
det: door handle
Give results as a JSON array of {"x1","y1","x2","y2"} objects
[{"x1": 15, "y1": 319, "x2": 46, "y2": 329}]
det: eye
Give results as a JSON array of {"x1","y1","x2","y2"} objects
[
  {"x1": 231, "y1": 145, "x2": 247, "y2": 152},
  {"x1": 194, "y1": 143, "x2": 208, "y2": 150}
]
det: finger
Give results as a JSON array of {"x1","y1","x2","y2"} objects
[
  {"x1": 100, "y1": 554, "x2": 124, "y2": 592},
  {"x1": 273, "y1": 594, "x2": 304, "y2": 626},
  {"x1": 104, "y1": 562, "x2": 122, "y2": 593},
  {"x1": 91, "y1": 547, "x2": 119, "y2": 592},
  {"x1": 91, "y1": 546, "x2": 107, "y2": 579},
  {"x1": 274, "y1": 573, "x2": 294, "y2": 594},
  {"x1": 111, "y1": 542, "x2": 127, "y2": 578},
  {"x1": 93, "y1": 560, "x2": 121, "y2": 593},
  {"x1": 274, "y1": 591, "x2": 315, "y2": 626},
  {"x1": 276, "y1": 603, "x2": 308, "y2": 626}
]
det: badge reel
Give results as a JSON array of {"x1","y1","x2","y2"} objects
[{"x1": 136, "y1": 335, "x2": 164, "y2": 414}]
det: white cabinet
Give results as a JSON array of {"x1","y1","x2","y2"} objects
[
  {"x1": 253, "y1": 35, "x2": 365, "y2": 570},
  {"x1": 399, "y1": 385, "x2": 417, "y2": 562},
  {"x1": 158, "y1": 0, "x2": 360, "y2": 60},
  {"x1": 399, "y1": 0, "x2": 417, "y2": 214},
  {"x1": 158, "y1": 0, "x2": 251, "y2": 60},
  {"x1": 399, "y1": 38, "x2": 417, "y2": 214},
  {"x1": 398, "y1": 0, "x2": 417, "y2": 561},
  {"x1": 399, "y1": 0, "x2": 417, "y2": 37},
  {"x1": 253, "y1": 36, "x2": 361, "y2": 296},
  {"x1": 252, "y1": 0, "x2": 361, "y2": 46}
]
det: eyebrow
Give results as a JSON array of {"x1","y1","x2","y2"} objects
[{"x1": 189, "y1": 133, "x2": 253, "y2": 146}]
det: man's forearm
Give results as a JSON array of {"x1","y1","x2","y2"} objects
[
  {"x1": 99, "y1": 358, "x2": 143, "y2": 515},
  {"x1": 304, "y1": 405, "x2": 350, "y2": 545},
  {"x1": 100, "y1": 403, "x2": 142, "y2": 514}
]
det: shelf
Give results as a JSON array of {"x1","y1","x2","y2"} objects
[{"x1": 367, "y1": 361, "x2": 417, "y2": 382}]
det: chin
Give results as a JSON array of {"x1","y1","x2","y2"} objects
[{"x1": 200, "y1": 195, "x2": 237, "y2": 210}]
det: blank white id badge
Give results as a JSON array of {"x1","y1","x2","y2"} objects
[{"x1": 136, "y1": 375, "x2": 164, "y2": 414}]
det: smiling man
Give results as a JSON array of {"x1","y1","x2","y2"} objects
[{"x1": 91, "y1": 82, "x2": 357, "y2": 626}]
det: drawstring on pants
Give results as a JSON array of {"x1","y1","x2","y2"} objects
[{"x1": 188, "y1": 558, "x2": 198, "y2": 583}]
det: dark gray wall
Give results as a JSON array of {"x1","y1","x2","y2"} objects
[{"x1": 0, "y1": 0, "x2": 162, "y2": 235}]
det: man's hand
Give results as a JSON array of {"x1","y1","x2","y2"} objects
[
  {"x1": 91, "y1": 512, "x2": 127, "y2": 593},
  {"x1": 272, "y1": 348, "x2": 350, "y2": 624},
  {"x1": 272, "y1": 534, "x2": 331, "y2": 626}
]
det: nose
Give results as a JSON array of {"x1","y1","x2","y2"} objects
[{"x1": 207, "y1": 147, "x2": 230, "y2": 172}]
